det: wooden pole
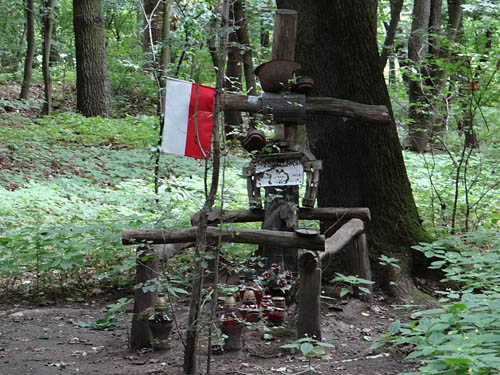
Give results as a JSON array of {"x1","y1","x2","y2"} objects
[
  {"x1": 351, "y1": 233, "x2": 373, "y2": 302},
  {"x1": 260, "y1": 9, "x2": 300, "y2": 272},
  {"x1": 122, "y1": 226, "x2": 325, "y2": 251},
  {"x1": 297, "y1": 252, "x2": 321, "y2": 339},
  {"x1": 130, "y1": 245, "x2": 158, "y2": 349}
]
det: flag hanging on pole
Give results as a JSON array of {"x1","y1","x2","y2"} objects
[{"x1": 161, "y1": 78, "x2": 215, "y2": 159}]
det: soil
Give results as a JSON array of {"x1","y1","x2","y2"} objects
[{"x1": 0, "y1": 294, "x2": 413, "y2": 375}]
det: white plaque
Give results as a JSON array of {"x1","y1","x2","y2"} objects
[{"x1": 255, "y1": 159, "x2": 304, "y2": 187}]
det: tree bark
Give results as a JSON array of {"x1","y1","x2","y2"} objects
[
  {"x1": 73, "y1": 0, "x2": 110, "y2": 117},
  {"x1": 42, "y1": 0, "x2": 56, "y2": 115},
  {"x1": 277, "y1": 0, "x2": 430, "y2": 297},
  {"x1": 234, "y1": 0, "x2": 257, "y2": 97},
  {"x1": 407, "y1": 0, "x2": 432, "y2": 152},
  {"x1": 19, "y1": 0, "x2": 35, "y2": 100},
  {"x1": 143, "y1": 0, "x2": 163, "y2": 69},
  {"x1": 224, "y1": 3, "x2": 243, "y2": 136},
  {"x1": 380, "y1": 0, "x2": 404, "y2": 70}
]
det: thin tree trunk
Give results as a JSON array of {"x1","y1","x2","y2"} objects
[
  {"x1": 234, "y1": 0, "x2": 257, "y2": 97},
  {"x1": 42, "y1": 0, "x2": 56, "y2": 115},
  {"x1": 19, "y1": 0, "x2": 35, "y2": 100},
  {"x1": 380, "y1": 0, "x2": 404, "y2": 70},
  {"x1": 224, "y1": 3, "x2": 243, "y2": 137},
  {"x1": 407, "y1": 0, "x2": 431, "y2": 152},
  {"x1": 183, "y1": 2, "x2": 229, "y2": 373},
  {"x1": 143, "y1": 0, "x2": 163, "y2": 70}
]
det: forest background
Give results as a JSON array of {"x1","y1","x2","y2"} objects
[{"x1": 0, "y1": 0, "x2": 499, "y2": 374}]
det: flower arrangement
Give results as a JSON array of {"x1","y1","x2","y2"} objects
[{"x1": 260, "y1": 264, "x2": 294, "y2": 296}]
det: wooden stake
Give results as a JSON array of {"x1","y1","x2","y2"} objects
[
  {"x1": 130, "y1": 245, "x2": 158, "y2": 349},
  {"x1": 351, "y1": 233, "x2": 373, "y2": 302},
  {"x1": 297, "y1": 252, "x2": 321, "y2": 339}
]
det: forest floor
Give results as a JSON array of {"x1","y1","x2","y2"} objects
[{"x1": 0, "y1": 293, "x2": 415, "y2": 375}]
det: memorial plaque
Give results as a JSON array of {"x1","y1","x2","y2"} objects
[{"x1": 255, "y1": 159, "x2": 304, "y2": 187}]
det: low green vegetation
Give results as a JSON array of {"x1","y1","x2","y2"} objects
[
  {"x1": 0, "y1": 109, "x2": 499, "y2": 373},
  {"x1": 0, "y1": 112, "x2": 247, "y2": 296},
  {"x1": 374, "y1": 231, "x2": 500, "y2": 374}
]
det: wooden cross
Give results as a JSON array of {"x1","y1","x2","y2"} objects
[{"x1": 123, "y1": 9, "x2": 381, "y2": 345}]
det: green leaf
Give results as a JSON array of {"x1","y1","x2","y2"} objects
[
  {"x1": 300, "y1": 342, "x2": 314, "y2": 356},
  {"x1": 444, "y1": 357, "x2": 472, "y2": 364},
  {"x1": 388, "y1": 320, "x2": 401, "y2": 334}
]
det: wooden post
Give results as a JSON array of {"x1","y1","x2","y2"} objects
[
  {"x1": 261, "y1": 9, "x2": 300, "y2": 272},
  {"x1": 297, "y1": 252, "x2": 321, "y2": 339},
  {"x1": 351, "y1": 233, "x2": 373, "y2": 302},
  {"x1": 130, "y1": 245, "x2": 158, "y2": 349}
]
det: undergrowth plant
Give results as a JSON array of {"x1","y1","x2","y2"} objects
[
  {"x1": 0, "y1": 113, "x2": 248, "y2": 297},
  {"x1": 281, "y1": 336, "x2": 335, "y2": 374},
  {"x1": 373, "y1": 230, "x2": 500, "y2": 375}
]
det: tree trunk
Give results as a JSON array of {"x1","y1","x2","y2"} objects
[
  {"x1": 407, "y1": 0, "x2": 432, "y2": 152},
  {"x1": 224, "y1": 3, "x2": 243, "y2": 137},
  {"x1": 19, "y1": 0, "x2": 35, "y2": 100},
  {"x1": 73, "y1": 0, "x2": 110, "y2": 117},
  {"x1": 143, "y1": 0, "x2": 163, "y2": 69},
  {"x1": 42, "y1": 0, "x2": 56, "y2": 115},
  {"x1": 234, "y1": 0, "x2": 257, "y2": 97},
  {"x1": 277, "y1": 0, "x2": 431, "y2": 299},
  {"x1": 380, "y1": 0, "x2": 404, "y2": 70}
]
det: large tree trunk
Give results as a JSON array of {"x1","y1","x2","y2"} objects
[
  {"x1": 19, "y1": 0, "x2": 35, "y2": 100},
  {"x1": 73, "y1": 0, "x2": 110, "y2": 117},
  {"x1": 42, "y1": 0, "x2": 56, "y2": 115},
  {"x1": 277, "y1": 0, "x2": 430, "y2": 299}
]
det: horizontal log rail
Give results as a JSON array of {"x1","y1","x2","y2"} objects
[
  {"x1": 122, "y1": 226, "x2": 325, "y2": 251},
  {"x1": 191, "y1": 207, "x2": 371, "y2": 226},
  {"x1": 320, "y1": 218, "x2": 365, "y2": 261},
  {"x1": 222, "y1": 93, "x2": 391, "y2": 125}
]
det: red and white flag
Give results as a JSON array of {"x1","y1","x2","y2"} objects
[{"x1": 161, "y1": 78, "x2": 215, "y2": 159}]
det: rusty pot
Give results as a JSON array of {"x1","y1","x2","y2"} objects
[
  {"x1": 255, "y1": 60, "x2": 301, "y2": 93},
  {"x1": 241, "y1": 129, "x2": 266, "y2": 152},
  {"x1": 294, "y1": 76, "x2": 315, "y2": 94}
]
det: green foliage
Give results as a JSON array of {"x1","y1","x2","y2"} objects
[
  {"x1": 330, "y1": 272, "x2": 374, "y2": 298},
  {"x1": 373, "y1": 230, "x2": 500, "y2": 374},
  {"x1": 72, "y1": 297, "x2": 132, "y2": 330},
  {"x1": 0, "y1": 113, "x2": 248, "y2": 296},
  {"x1": 281, "y1": 337, "x2": 334, "y2": 373}
]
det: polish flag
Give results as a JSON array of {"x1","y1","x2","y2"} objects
[{"x1": 161, "y1": 78, "x2": 215, "y2": 159}]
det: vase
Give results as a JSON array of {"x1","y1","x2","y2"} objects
[
  {"x1": 219, "y1": 303, "x2": 244, "y2": 351},
  {"x1": 148, "y1": 312, "x2": 173, "y2": 350},
  {"x1": 266, "y1": 307, "x2": 285, "y2": 326}
]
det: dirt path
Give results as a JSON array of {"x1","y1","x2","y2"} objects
[{"x1": 0, "y1": 296, "x2": 410, "y2": 375}]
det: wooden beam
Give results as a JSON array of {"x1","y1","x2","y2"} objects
[
  {"x1": 320, "y1": 218, "x2": 365, "y2": 261},
  {"x1": 122, "y1": 226, "x2": 325, "y2": 251},
  {"x1": 191, "y1": 207, "x2": 371, "y2": 225},
  {"x1": 222, "y1": 93, "x2": 391, "y2": 125}
]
